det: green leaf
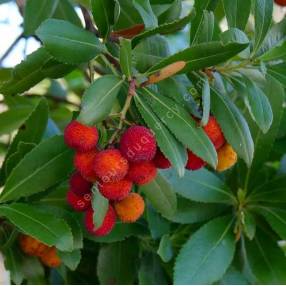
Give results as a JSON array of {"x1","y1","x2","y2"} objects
[
  {"x1": 0, "y1": 48, "x2": 74, "y2": 96},
  {"x1": 244, "y1": 229, "x2": 286, "y2": 284},
  {"x1": 0, "y1": 106, "x2": 35, "y2": 136},
  {"x1": 211, "y1": 87, "x2": 254, "y2": 166},
  {"x1": 161, "y1": 168, "x2": 235, "y2": 204},
  {"x1": 243, "y1": 75, "x2": 284, "y2": 190},
  {"x1": 157, "y1": 234, "x2": 173, "y2": 262},
  {"x1": 52, "y1": 0, "x2": 82, "y2": 27},
  {"x1": 132, "y1": 11, "x2": 194, "y2": 47},
  {"x1": 222, "y1": 0, "x2": 251, "y2": 30},
  {"x1": 148, "y1": 40, "x2": 249, "y2": 74},
  {"x1": 140, "y1": 173, "x2": 177, "y2": 218},
  {"x1": 138, "y1": 253, "x2": 168, "y2": 285},
  {"x1": 190, "y1": 0, "x2": 218, "y2": 45},
  {"x1": 24, "y1": 0, "x2": 59, "y2": 36},
  {"x1": 97, "y1": 238, "x2": 139, "y2": 284},
  {"x1": 196, "y1": 10, "x2": 214, "y2": 44},
  {"x1": 91, "y1": 185, "x2": 109, "y2": 229},
  {"x1": 253, "y1": 0, "x2": 273, "y2": 54},
  {"x1": 158, "y1": 0, "x2": 181, "y2": 25},
  {"x1": 133, "y1": 35, "x2": 170, "y2": 72},
  {"x1": 91, "y1": 0, "x2": 115, "y2": 38},
  {"x1": 0, "y1": 203, "x2": 73, "y2": 251},
  {"x1": 58, "y1": 249, "x2": 81, "y2": 271},
  {"x1": 243, "y1": 211, "x2": 256, "y2": 240},
  {"x1": 0, "y1": 98, "x2": 48, "y2": 185},
  {"x1": 268, "y1": 63, "x2": 286, "y2": 87},
  {"x1": 77, "y1": 75, "x2": 124, "y2": 125},
  {"x1": 140, "y1": 88, "x2": 217, "y2": 168},
  {"x1": 259, "y1": 41, "x2": 286, "y2": 62},
  {"x1": 0, "y1": 136, "x2": 73, "y2": 203},
  {"x1": 167, "y1": 195, "x2": 225, "y2": 224},
  {"x1": 174, "y1": 216, "x2": 235, "y2": 284},
  {"x1": 243, "y1": 77, "x2": 273, "y2": 134},
  {"x1": 134, "y1": 94, "x2": 187, "y2": 177},
  {"x1": 201, "y1": 76, "x2": 210, "y2": 126},
  {"x1": 119, "y1": 38, "x2": 133, "y2": 80},
  {"x1": 219, "y1": 267, "x2": 249, "y2": 285},
  {"x1": 36, "y1": 19, "x2": 104, "y2": 64},
  {"x1": 133, "y1": 0, "x2": 158, "y2": 28}
]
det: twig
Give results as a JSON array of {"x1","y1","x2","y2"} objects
[
  {"x1": 0, "y1": 32, "x2": 24, "y2": 67},
  {"x1": 80, "y1": 5, "x2": 100, "y2": 37},
  {"x1": 104, "y1": 52, "x2": 121, "y2": 71}
]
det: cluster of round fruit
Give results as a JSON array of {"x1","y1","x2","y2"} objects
[
  {"x1": 19, "y1": 235, "x2": 61, "y2": 268},
  {"x1": 274, "y1": 0, "x2": 286, "y2": 6},
  {"x1": 64, "y1": 116, "x2": 237, "y2": 237}
]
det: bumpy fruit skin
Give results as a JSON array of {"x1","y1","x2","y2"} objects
[
  {"x1": 64, "y1": 120, "x2": 99, "y2": 152},
  {"x1": 66, "y1": 190, "x2": 91, "y2": 211},
  {"x1": 74, "y1": 149, "x2": 98, "y2": 182},
  {"x1": 186, "y1": 151, "x2": 206, "y2": 171},
  {"x1": 85, "y1": 205, "x2": 116, "y2": 236},
  {"x1": 275, "y1": 0, "x2": 286, "y2": 6},
  {"x1": 216, "y1": 144, "x2": 238, "y2": 172},
  {"x1": 19, "y1": 235, "x2": 48, "y2": 257},
  {"x1": 93, "y1": 149, "x2": 129, "y2": 183},
  {"x1": 114, "y1": 193, "x2": 145, "y2": 223},
  {"x1": 153, "y1": 149, "x2": 171, "y2": 169},
  {"x1": 120, "y1": 126, "x2": 157, "y2": 163},
  {"x1": 98, "y1": 180, "x2": 132, "y2": 201},
  {"x1": 127, "y1": 161, "x2": 157, "y2": 185},
  {"x1": 40, "y1": 247, "x2": 61, "y2": 268},
  {"x1": 203, "y1": 116, "x2": 225, "y2": 150},
  {"x1": 69, "y1": 172, "x2": 92, "y2": 196}
]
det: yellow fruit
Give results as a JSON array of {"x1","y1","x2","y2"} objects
[{"x1": 216, "y1": 144, "x2": 237, "y2": 172}]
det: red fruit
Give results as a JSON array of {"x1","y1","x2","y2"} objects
[
  {"x1": 275, "y1": 0, "x2": 286, "y2": 6},
  {"x1": 153, "y1": 149, "x2": 171, "y2": 169},
  {"x1": 85, "y1": 205, "x2": 116, "y2": 236},
  {"x1": 186, "y1": 151, "x2": 206, "y2": 171},
  {"x1": 93, "y1": 149, "x2": 129, "y2": 183},
  {"x1": 66, "y1": 190, "x2": 91, "y2": 211},
  {"x1": 127, "y1": 161, "x2": 157, "y2": 185},
  {"x1": 74, "y1": 150, "x2": 97, "y2": 182},
  {"x1": 120, "y1": 126, "x2": 157, "y2": 163},
  {"x1": 64, "y1": 120, "x2": 99, "y2": 152},
  {"x1": 98, "y1": 180, "x2": 132, "y2": 201},
  {"x1": 203, "y1": 116, "x2": 225, "y2": 150},
  {"x1": 69, "y1": 172, "x2": 92, "y2": 196}
]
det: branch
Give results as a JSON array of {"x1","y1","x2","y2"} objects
[
  {"x1": 80, "y1": 5, "x2": 100, "y2": 37},
  {"x1": 0, "y1": 32, "x2": 24, "y2": 67}
]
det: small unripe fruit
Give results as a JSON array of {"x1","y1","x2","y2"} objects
[
  {"x1": 127, "y1": 161, "x2": 157, "y2": 185},
  {"x1": 186, "y1": 151, "x2": 206, "y2": 171},
  {"x1": 85, "y1": 205, "x2": 116, "y2": 236},
  {"x1": 66, "y1": 190, "x2": 91, "y2": 211},
  {"x1": 120, "y1": 126, "x2": 157, "y2": 163},
  {"x1": 98, "y1": 180, "x2": 132, "y2": 201},
  {"x1": 93, "y1": 149, "x2": 129, "y2": 183},
  {"x1": 203, "y1": 116, "x2": 225, "y2": 150},
  {"x1": 64, "y1": 120, "x2": 99, "y2": 152},
  {"x1": 69, "y1": 172, "x2": 92, "y2": 196},
  {"x1": 153, "y1": 149, "x2": 171, "y2": 169},
  {"x1": 275, "y1": 0, "x2": 286, "y2": 6},
  {"x1": 114, "y1": 193, "x2": 145, "y2": 223},
  {"x1": 74, "y1": 149, "x2": 98, "y2": 182},
  {"x1": 19, "y1": 235, "x2": 48, "y2": 257},
  {"x1": 216, "y1": 144, "x2": 238, "y2": 172},
  {"x1": 40, "y1": 247, "x2": 61, "y2": 268}
]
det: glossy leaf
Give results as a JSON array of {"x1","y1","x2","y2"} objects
[
  {"x1": 211, "y1": 87, "x2": 254, "y2": 166},
  {"x1": 91, "y1": 0, "x2": 115, "y2": 38},
  {"x1": 253, "y1": 0, "x2": 273, "y2": 54},
  {"x1": 222, "y1": 0, "x2": 251, "y2": 30},
  {"x1": 36, "y1": 19, "x2": 104, "y2": 64},
  {"x1": 119, "y1": 38, "x2": 133, "y2": 80},
  {"x1": 0, "y1": 203, "x2": 73, "y2": 251},
  {"x1": 201, "y1": 77, "x2": 210, "y2": 126},
  {"x1": 133, "y1": 0, "x2": 158, "y2": 28},
  {"x1": 140, "y1": 173, "x2": 177, "y2": 218},
  {"x1": 78, "y1": 75, "x2": 124, "y2": 125},
  {"x1": 135, "y1": 90, "x2": 187, "y2": 177},
  {"x1": 259, "y1": 41, "x2": 286, "y2": 62},
  {"x1": 140, "y1": 88, "x2": 217, "y2": 168},
  {"x1": 174, "y1": 216, "x2": 235, "y2": 284},
  {"x1": 0, "y1": 136, "x2": 73, "y2": 202},
  {"x1": 161, "y1": 168, "x2": 235, "y2": 204},
  {"x1": 58, "y1": 249, "x2": 81, "y2": 271},
  {"x1": 196, "y1": 10, "x2": 214, "y2": 44},
  {"x1": 157, "y1": 234, "x2": 173, "y2": 263},
  {"x1": 158, "y1": 0, "x2": 181, "y2": 25}
]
